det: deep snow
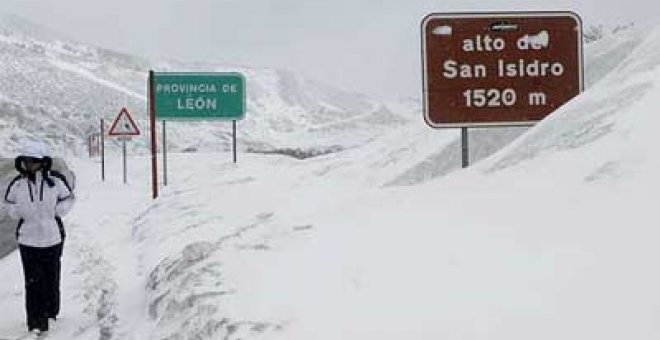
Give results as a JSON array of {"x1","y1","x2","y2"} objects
[{"x1": 0, "y1": 19, "x2": 658, "y2": 340}]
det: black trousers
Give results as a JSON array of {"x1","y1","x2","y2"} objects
[{"x1": 18, "y1": 243, "x2": 63, "y2": 331}]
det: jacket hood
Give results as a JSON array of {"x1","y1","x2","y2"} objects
[
  {"x1": 18, "y1": 141, "x2": 50, "y2": 159},
  {"x1": 15, "y1": 141, "x2": 53, "y2": 175}
]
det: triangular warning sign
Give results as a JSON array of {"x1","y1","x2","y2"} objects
[{"x1": 108, "y1": 108, "x2": 140, "y2": 136}]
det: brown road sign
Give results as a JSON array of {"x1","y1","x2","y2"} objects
[{"x1": 421, "y1": 12, "x2": 583, "y2": 128}]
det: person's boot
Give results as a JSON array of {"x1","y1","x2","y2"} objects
[{"x1": 27, "y1": 328, "x2": 48, "y2": 339}]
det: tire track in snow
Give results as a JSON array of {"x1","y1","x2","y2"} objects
[
  {"x1": 65, "y1": 158, "x2": 153, "y2": 340},
  {"x1": 68, "y1": 222, "x2": 119, "y2": 340}
]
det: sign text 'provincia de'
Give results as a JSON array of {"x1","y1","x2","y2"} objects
[{"x1": 422, "y1": 12, "x2": 583, "y2": 127}]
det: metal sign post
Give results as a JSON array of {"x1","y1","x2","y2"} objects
[
  {"x1": 101, "y1": 119, "x2": 105, "y2": 181},
  {"x1": 122, "y1": 138, "x2": 128, "y2": 184},
  {"x1": 162, "y1": 120, "x2": 168, "y2": 186},
  {"x1": 232, "y1": 120, "x2": 237, "y2": 163},
  {"x1": 149, "y1": 71, "x2": 159, "y2": 199},
  {"x1": 461, "y1": 127, "x2": 469, "y2": 168}
]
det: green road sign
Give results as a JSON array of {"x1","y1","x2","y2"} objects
[{"x1": 153, "y1": 72, "x2": 246, "y2": 120}]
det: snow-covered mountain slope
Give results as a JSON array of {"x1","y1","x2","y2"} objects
[
  {"x1": 158, "y1": 25, "x2": 659, "y2": 340},
  {"x1": 272, "y1": 25, "x2": 660, "y2": 339},
  {"x1": 0, "y1": 15, "x2": 657, "y2": 340},
  {"x1": 255, "y1": 26, "x2": 650, "y2": 189},
  {"x1": 0, "y1": 13, "x2": 646, "y2": 185},
  {"x1": 381, "y1": 25, "x2": 650, "y2": 187},
  {"x1": 0, "y1": 13, "x2": 407, "y2": 158},
  {"x1": 0, "y1": 23, "x2": 650, "y2": 340},
  {"x1": 584, "y1": 25, "x2": 649, "y2": 87},
  {"x1": 113, "y1": 25, "x2": 660, "y2": 340},
  {"x1": 0, "y1": 14, "x2": 148, "y2": 153}
]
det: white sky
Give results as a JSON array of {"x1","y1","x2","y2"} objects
[{"x1": 0, "y1": 0, "x2": 656, "y2": 99}]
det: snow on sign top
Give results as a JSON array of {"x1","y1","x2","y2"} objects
[{"x1": 108, "y1": 107, "x2": 140, "y2": 136}]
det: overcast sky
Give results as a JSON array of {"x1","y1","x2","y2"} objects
[{"x1": 0, "y1": 0, "x2": 656, "y2": 99}]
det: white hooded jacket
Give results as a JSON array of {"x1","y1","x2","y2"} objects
[{"x1": 3, "y1": 142, "x2": 75, "y2": 247}]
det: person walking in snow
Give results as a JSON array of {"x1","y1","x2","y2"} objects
[{"x1": 3, "y1": 141, "x2": 75, "y2": 336}]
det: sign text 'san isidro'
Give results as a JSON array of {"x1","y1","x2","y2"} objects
[{"x1": 422, "y1": 12, "x2": 583, "y2": 127}]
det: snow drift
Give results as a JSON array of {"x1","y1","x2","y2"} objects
[
  {"x1": 124, "y1": 25, "x2": 660, "y2": 339},
  {"x1": 0, "y1": 13, "x2": 658, "y2": 340}
]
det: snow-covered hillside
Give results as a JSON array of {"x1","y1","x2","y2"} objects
[
  {"x1": 134, "y1": 24, "x2": 659, "y2": 339},
  {"x1": 1, "y1": 9, "x2": 658, "y2": 340},
  {"x1": 0, "y1": 13, "x2": 407, "y2": 159},
  {"x1": 0, "y1": 22, "x2": 658, "y2": 340},
  {"x1": 2, "y1": 13, "x2": 644, "y2": 188}
]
